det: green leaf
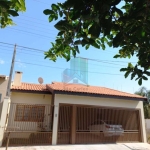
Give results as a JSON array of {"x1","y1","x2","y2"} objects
[
  {"x1": 54, "y1": 20, "x2": 68, "y2": 31},
  {"x1": 131, "y1": 73, "x2": 136, "y2": 80},
  {"x1": 88, "y1": 23, "x2": 101, "y2": 38},
  {"x1": 8, "y1": 10, "x2": 19, "y2": 17},
  {"x1": 57, "y1": 31, "x2": 64, "y2": 36},
  {"x1": 75, "y1": 46, "x2": 80, "y2": 53},
  {"x1": 145, "y1": 71, "x2": 150, "y2": 76},
  {"x1": 128, "y1": 63, "x2": 133, "y2": 68},
  {"x1": 51, "y1": 4, "x2": 60, "y2": 11},
  {"x1": 124, "y1": 71, "x2": 130, "y2": 78},
  {"x1": 43, "y1": 9, "x2": 54, "y2": 15},
  {"x1": 112, "y1": 7, "x2": 123, "y2": 16},
  {"x1": 59, "y1": 11, "x2": 63, "y2": 17},
  {"x1": 85, "y1": 44, "x2": 90, "y2": 50},
  {"x1": 101, "y1": 43, "x2": 105, "y2": 50},
  {"x1": 120, "y1": 68, "x2": 127, "y2": 71},
  {"x1": 141, "y1": 31, "x2": 145, "y2": 37},
  {"x1": 91, "y1": 42, "x2": 100, "y2": 49},
  {"x1": 142, "y1": 76, "x2": 148, "y2": 80},
  {"x1": 49, "y1": 15, "x2": 54, "y2": 22},
  {"x1": 111, "y1": 0, "x2": 121, "y2": 6},
  {"x1": 138, "y1": 78, "x2": 142, "y2": 85},
  {"x1": 113, "y1": 32, "x2": 122, "y2": 48},
  {"x1": 113, "y1": 54, "x2": 120, "y2": 58}
]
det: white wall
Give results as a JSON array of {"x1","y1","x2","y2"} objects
[
  {"x1": 8, "y1": 92, "x2": 52, "y2": 132},
  {"x1": 145, "y1": 119, "x2": 150, "y2": 140},
  {"x1": 0, "y1": 78, "x2": 8, "y2": 102},
  {"x1": 52, "y1": 94, "x2": 146, "y2": 144},
  {"x1": 11, "y1": 92, "x2": 52, "y2": 105}
]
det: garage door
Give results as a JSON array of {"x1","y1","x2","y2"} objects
[
  {"x1": 57, "y1": 104, "x2": 142, "y2": 144},
  {"x1": 76, "y1": 105, "x2": 141, "y2": 144}
]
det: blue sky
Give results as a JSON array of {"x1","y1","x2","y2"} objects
[{"x1": 0, "y1": 0, "x2": 149, "y2": 94}]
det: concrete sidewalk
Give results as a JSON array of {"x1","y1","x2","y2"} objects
[{"x1": 0, "y1": 143, "x2": 150, "y2": 150}]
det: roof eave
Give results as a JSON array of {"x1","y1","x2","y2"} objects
[
  {"x1": 11, "y1": 89, "x2": 52, "y2": 94},
  {"x1": 53, "y1": 90, "x2": 147, "y2": 102}
]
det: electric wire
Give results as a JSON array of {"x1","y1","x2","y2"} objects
[{"x1": 15, "y1": 61, "x2": 123, "y2": 76}]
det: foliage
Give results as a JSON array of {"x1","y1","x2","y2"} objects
[
  {"x1": 0, "y1": 0, "x2": 26, "y2": 28},
  {"x1": 135, "y1": 87, "x2": 150, "y2": 119},
  {"x1": 43, "y1": 0, "x2": 150, "y2": 85}
]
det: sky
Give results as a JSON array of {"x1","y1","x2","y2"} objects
[{"x1": 0, "y1": 0, "x2": 150, "y2": 94}]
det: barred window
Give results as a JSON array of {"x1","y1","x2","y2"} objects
[{"x1": 15, "y1": 105, "x2": 45, "y2": 122}]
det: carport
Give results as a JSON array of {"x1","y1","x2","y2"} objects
[{"x1": 57, "y1": 104, "x2": 142, "y2": 144}]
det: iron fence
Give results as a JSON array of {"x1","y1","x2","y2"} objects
[{"x1": 2, "y1": 103, "x2": 53, "y2": 146}]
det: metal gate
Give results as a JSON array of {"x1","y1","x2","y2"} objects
[
  {"x1": 2, "y1": 103, "x2": 54, "y2": 146},
  {"x1": 75, "y1": 105, "x2": 141, "y2": 144},
  {"x1": 57, "y1": 104, "x2": 142, "y2": 144},
  {"x1": 57, "y1": 105, "x2": 72, "y2": 144}
]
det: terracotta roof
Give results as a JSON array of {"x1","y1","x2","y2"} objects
[
  {"x1": 11, "y1": 82, "x2": 146, "y2": 100},
  {"x1": 46, "y1": 82, "x2": 145, "y2": 100},
  {"x1": 11, "y1": 82, "x2": 48, "y2": 92}
]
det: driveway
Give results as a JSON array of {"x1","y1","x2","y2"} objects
[{"x1": 0, "y1": 143, "x2": 150, "y2": 150}]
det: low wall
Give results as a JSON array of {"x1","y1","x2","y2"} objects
[{"x1": 145, "y1": 119, "x2": 150, "y2": 141}]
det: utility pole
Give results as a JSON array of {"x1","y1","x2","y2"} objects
[{"x1": 6, "y1": 44, "x2": 16, "y2": 97}]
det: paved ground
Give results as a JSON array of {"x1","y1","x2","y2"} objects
[{"x1": 0, "y1": 143, "x2": 150, "y2": 150}]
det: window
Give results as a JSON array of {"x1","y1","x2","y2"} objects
[{"x1": 15, "y1": 105, "x2": 45, "y2": 122}]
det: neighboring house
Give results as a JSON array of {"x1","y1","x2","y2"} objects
[
  {"x1": 0, "y1": 72, "x2": 147, "y2": 146},
  {"x1": 0, "y1": 75, "x2": 8, "y2": 102}
]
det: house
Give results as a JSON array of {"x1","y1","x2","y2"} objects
[
  {"x1": 0, "y1": 71, "x2": 147, "y2": 146},
  {"x1": 0, "y1": 75, "x2": 8, "y2": 102}
]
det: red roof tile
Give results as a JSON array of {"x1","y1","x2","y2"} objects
[
  {"x1": 11, "y1": 83, "x2": 48, "y2": 92},
  {"x1": 46, "y1": 82, "x2": 145, "y2": 100},
  {"x1": 11, "y1": 82, "x2": 146, "y2": 100}
]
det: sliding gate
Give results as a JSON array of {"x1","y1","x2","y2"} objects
[{"x1": 57, "y1": 104, "x2": 142, "y2": 144}]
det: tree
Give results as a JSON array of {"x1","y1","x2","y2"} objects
[
  {"x1": 135, "y1": 87, "x2": 150, "y2": 119},
  {"x1": 0, "y1": 0, "x2": 26, "y2": 28},
  {"x1": 43, "y1": 0, "x2": 150, "y2": 85}
]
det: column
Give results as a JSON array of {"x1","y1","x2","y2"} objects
[{"x1": 52, "y1": 104, "x2": 59, "y2": 145}]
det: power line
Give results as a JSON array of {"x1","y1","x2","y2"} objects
[
  {"x1": 77, "y1": 57, "x2": 136, "y2": 64},
  {"x1": 0, "y1": 47, "x2": 126, "y2": 70},
  {"x1": 32, "y1": 0, "x2": 50, "y2": 5},
  {"x1": 15, "y1": 61, "x2": 123, "y2": 76},
  {"x1": 0, "y1": 40, "x2": 116, "y2": 56},
  {"x1": 9, "y1": 22, "x2": 56, "y2": 38},
  {"x1": 8, "y1": 21, "x2": 119, "y2": 54},
  {"x1": 14, "y1": 18, "x2": 56, "y2": 31},
  {"x1": 14, "y1": 17, "x2": 53, "y2": 26},
  {"x1": 0, "y1": 42, "x2": 46, "y2": 52},
  {"x1": 0, "y1": 42, "x2": 137, "y2": 64},
  {"x1": 22, "y1": 15, "x2": 53, "y2": 23},
  {"x1": 0, "y1": 45, "x2": 45, "y2": 54},
  {"x1": 0, "y1": 44, "x2": 13, "y2": 49},
  {"x1": 0, "y1": 49, "x2": 132, "y2": 67},
  {"x1": 14, "y1": 24, "x2": 57, "y2": 35},
  {"x1": 0, "y1": 50, "x2": 122, "y2": 69},
  {"x1": 6, "y1": 28, "x2": 54, "y2": 40}
]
